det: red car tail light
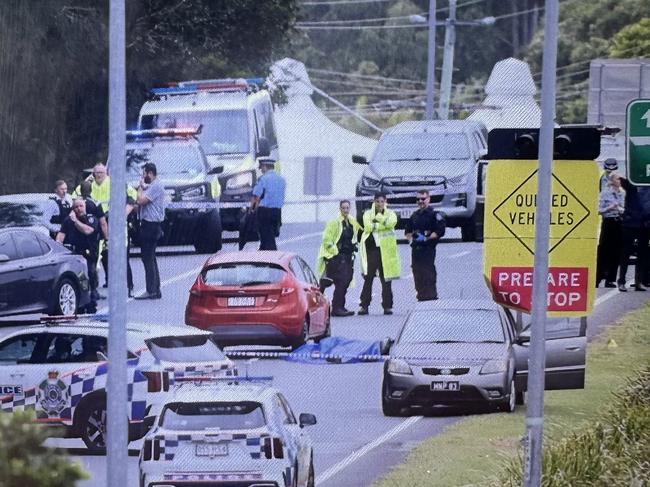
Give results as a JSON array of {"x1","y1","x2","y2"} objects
[
  {"x1": 142, "y1": 371, "x2": 162, "y2": 392},
  {"x1": 281, "y1": 287, "x2": 295, "y2": 295},
  {"x1": 189, "y1": 289, "x2": 202, "y2": 297}
]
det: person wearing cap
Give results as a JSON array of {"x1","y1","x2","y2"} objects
[
  {"x1": 251, "y1": 159, "x2": 286, "y2": 251},
  {"x1": 596, "y1": 172, "x2": 624, "y2": 288},
  {"x1": 600, "y1": 158, "x2": 618, "y2": 192}
]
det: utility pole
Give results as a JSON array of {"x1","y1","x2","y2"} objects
[
  {"x1": 524, "y1": 0, "x2": 559, "y2": 486},
  {"x1": 438, "y1": 0, "x2": 457, "y2": 120},
  {"x1": 106, "y1": 1, "x2": 128, "y2": 487},
  {"x1": 425, "y1": 0, "x2": 437, "y2": 120}
]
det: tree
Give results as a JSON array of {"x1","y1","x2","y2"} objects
[
  {"x1": 611, "y1": 17, "x2": 650, "y2": 57},
  {"x1": 0, "y1": 412, "x2": 88, "y2": 486}
]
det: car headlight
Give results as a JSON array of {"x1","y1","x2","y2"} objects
[
  {"x1": 480, "y1": 359, "x2": 508, "y2": 375},
  {"x1": 447, "y1": 173, "x2": 469, "y2": 187},
  {"x1": 387, "y1": 358, "x2": 413, "y2": 375},
  {"x1": 226, "y1": 172, "x2": 253, "y2": 190},
  {"x1": 178, "y1": 185, "x2": 206, "y2": 200},
  {"x1": 361, "y1": 169, "x2": 381, "y2": 189}
]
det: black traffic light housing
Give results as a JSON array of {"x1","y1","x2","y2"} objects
[{"x1": 486, "y1": 127, "x2": 601, "y2": 160}]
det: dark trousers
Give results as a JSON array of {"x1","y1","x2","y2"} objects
[
  {"x1": 139, "y1": 221, "x2": 161, "y2": 295},
  {"x1": 81, "y1": 252, "x2": 99, "y2": 305},
  {"x1": 326, "y1": 253, "x2": 354, "y2": 311},
  {"x1": 618, "y1": 226, "x2": 650, "y2": 285},
  {"x1": 127, "y1": 242, "x2": 133, "y2": 291},
  {"x1": 101, "y1": 243, "x2": 108, "y2": 284},
  {"x1": 360, "y1": 247, "x2": 393, "y2": 309},
  {"x1": 412, "y1": 245, "x2": 438, "y2": 300},
  {"x1": 257, "y1": 207, "x2": 281, "y2": 251},
  {"x1": 597, "y1": 218, "x2": 622, "y2": 284}
]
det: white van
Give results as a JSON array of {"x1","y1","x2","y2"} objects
[{"x1": 138, "y1": 78, "x2": 280, "y2": 230}]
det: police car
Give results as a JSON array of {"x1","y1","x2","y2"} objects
[
  {"x1": 0, "y1": 317, "x2": 236, "y2": 452},
  {"x1": 139, "y1": 377, "x2": 317, "y2": 487}
]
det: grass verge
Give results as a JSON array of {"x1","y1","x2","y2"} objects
[{"x1": 372, "y1": 302, "x2": 650, "y2": 487}]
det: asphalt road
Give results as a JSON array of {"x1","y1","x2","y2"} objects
[{"x1": 3, "y1": 222, "x2": 649, "y2": 487}]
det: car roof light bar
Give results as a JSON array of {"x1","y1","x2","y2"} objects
[
  {"x1": 126, "y1": 126, "x2": 202, "y2": 140},
  {"x1": 151, "y1": 77, "x2": 265, "y2": 97}
]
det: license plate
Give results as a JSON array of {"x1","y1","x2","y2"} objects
[
  {"x1": 195, "y1": 443, "x2": 228, "y2": 457},
  {"x1": 227, "y1": 296, "x2": 256, "y2": 307},
  {"x1": 431, "y1": 381, "x2": 460, "y2": 391},
  {"x1": 399, "y1": 209, "x2": 412, "y2": 219}
]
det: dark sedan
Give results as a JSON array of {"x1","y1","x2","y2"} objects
[
  {"x1": 381, "y1": 299, "x2": 586, "y2": 416},
  {"x1": 0, "y1": 228, "x2": 91, "y2": 316}
]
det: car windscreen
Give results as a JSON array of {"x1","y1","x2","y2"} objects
[
  {"x1": 146, "y1": 334, "x2": 227, "y2": 362},
  {"x1": 401, "y1": 310, "x2": 505, "y2": 343},
  {"x1": 126, "y1": 142, "x2": 205, "y2": 177},
  {"x1": 142, "y1": 110, "x2": 249, "y2": 156},
  {"x1": 0, "y1": 202, "x2": 47, "y2": 228},
  {"x1": 374, "y1": 133, "x2": 470, "y2": 161},
  {"x1": 160, "y1": 401, "x2": 265, "y2": 430},
  {"x1": 202, "y1": 263, "x2": 286, "y2": 287}
]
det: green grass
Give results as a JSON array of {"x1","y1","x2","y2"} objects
[{"x1": 372, "y1": 303, "x2": 650, "y2": 487}]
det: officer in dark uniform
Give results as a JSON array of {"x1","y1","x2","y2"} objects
[
  {"x1": 405, "y1": 190, "x2": 446, "y2": 301},
  {"x1": 56, "y1": 198, "x2": 101, "y2": 311},
  {"x1": 45, "y1": 180, "x2": 73, "y2": 239}
]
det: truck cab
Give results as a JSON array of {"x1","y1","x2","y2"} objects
[{"x1": 138, "y1": 78, "x2": 280, "y2": 231}]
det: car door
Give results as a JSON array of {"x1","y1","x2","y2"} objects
[
  {"x1": 298, "y1": 257, "x2": 327, "y2": 333},
  {"x1": 0, "y1": 332, "x2": 48, "y2": 408},
  {"x1": 12, "y1": 231, "x2": 55, "y2": 312},
  {"x1": 274, "y1": 393, "x2": 311, "y2": 484},
  {"x1": 289, "y1": 258, "x2": 319, "y2": 333},
  {"x1": 513, "y1": 317, "x2": 587, "y2": 391},
  {"x1": 0, "y1": 232, "x2": 23, "y2": 315}
]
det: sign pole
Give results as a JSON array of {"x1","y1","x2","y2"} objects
[
  {"x1": 107, "y1": 1, "x2": 128, "y2": 487},
  {"x1": 524, "y1": 0, "x2": 559, "y2": 485},
  {"x1": 425, "y1": 0, "x2": 437, "y2": 120}
]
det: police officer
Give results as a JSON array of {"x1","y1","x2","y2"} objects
[
  {"x1": 617, "y1": 177, "x2": 650, "y2": 292},
  {"x1": 56, "y1": 198, "x2": 100, "y2": 311},
  {"x1": 251, "y1": 159, "x2": 286, "y2": 251},
  {"x1": 135, "y1": 162, "x2": 166, "y2": 300},
  {"x1": 599, "y1": 158, "x2": 618, "y2": 192},
  {"x1": 316, "y1": 200, "x2": 362, "y2": 317},
  {"x1": 596, "y1": 172, "x2": 624, "y2": 288},
  {"x1": 44, "y1": 180, "x2": 73, "y2": 239},
  {"x1": 358, "y1": 192, "x2": 401, "y2": 315},
  {"x1": 405, "y1": 190, "x2": 446, "y2": 301}
]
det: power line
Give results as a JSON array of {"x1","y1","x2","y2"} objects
[
  {"x1": 307, "y1": 68, "x2": 427, "y2": 85},
  {"x1": 297, "y1": 13, "x2": 426, "y2": 25}
]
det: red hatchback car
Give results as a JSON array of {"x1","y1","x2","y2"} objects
[{"x1": 185, "y1": 251, "x2": 331, "y2": 348}]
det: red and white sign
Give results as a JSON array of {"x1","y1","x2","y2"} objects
[{"x1": 490, "y1": 267, "x2": 589, "y2": 312}]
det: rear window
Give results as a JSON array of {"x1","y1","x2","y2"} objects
[
  {"x1": 203, "y1": 263, "x2": 286, "y2": 286},
  {"x1": 160, "y1": 402, "x2": 265, "y2": 430},
  {"x1": 146, "y1": 334, "x2": 226, "y2": 362},
  {"x1": 0, "y1": 202, "x2": 47, "y2": 228}
]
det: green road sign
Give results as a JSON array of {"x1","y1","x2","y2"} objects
[{"x1": 627, "y1": 99, "x2": 650, "y2": 185}]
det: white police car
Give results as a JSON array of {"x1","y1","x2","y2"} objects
[
  {"x1": 0, "y1": 316, "x2": 236, "y2": 451},
  {"x1": 139, "y1": 377, "x2": 317, "y2": 487}
]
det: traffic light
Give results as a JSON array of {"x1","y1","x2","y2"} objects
[{"x1": 486, "y1": 127, "x2": 601, "y2": 160}]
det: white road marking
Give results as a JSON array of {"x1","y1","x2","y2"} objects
[
  {"x1": 315, "y1": 416, "x2": 422, "y2": 485},
  {"x1": 448, "y1": 250, "x2": 471, "y2": 259},
  {"x1": 97, "y1": 231, "x2": 323, "y2": 313}
]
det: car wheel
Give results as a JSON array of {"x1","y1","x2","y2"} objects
[
  {"x1": 194, "y1": 210, "x2": 222, "y2": 254},
  {"x1": 382, "y1": 380, "x2": 404, "y2": 417},
  {"x1": 291, "y1": 317, "x2": 310, "y2": 350},
  {"x1": 515, "y1": 389, "x2": 525, "y2": 406},
  {"x1": 53, "y1": 278, "x2": 78, "y2": 315},
  {"x1": 306, "y1": 459, "x2": 315, "y2": 487},
  {"x1": 314, "y1": 313, "x2": 331, "y2": 344},
  {"x1": 79, "y1": 400, "x2": 107, "y2": 452},
  {"x1": 499, "y1": 377, "x2": 516, "y2": 413}
]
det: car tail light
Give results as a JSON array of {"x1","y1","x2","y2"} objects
[
  {"x1": 142, "y1": 372, "x2": 162, "y2": 392},
  {"x1": 281, "y1": 287, "x2": 295, "y2": 296},
  {"x1": 272, "y1": 437, "x2": 284, "y2": 459},
  {"x1": 142, "y1": 440, "x2": 152, "y2": 461},
  {"x1": 189, "y1": 288, "x2": 202, "y2": 297}
]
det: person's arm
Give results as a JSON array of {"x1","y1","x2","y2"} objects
[
  {"x1": 136, "y1": 182, "x2": 151, "y2": 206},
  {"x1": 42, "y1": 200, "x2": 60, "y2": 233},
  {"x1": 99, "y1": 216, "x2": 108, "y2": 239},
  {"x1": 55, "y1": 231, "x2": 66, "y2": 243},
  {"x1": 404, "y1": 215, "x2": 414, "y2": 242},
  {"x1": 250, "y1": 178, "x2": 264, "y2": 210},
  {"x1": 429, "y1": 212, "x2": 446, "y2": 241},
  {"x1": 68, "y1": 212, "x2": 95, "y2": 236},
  {"x1": 377, "y1": 210, "x2": 397, "y2": 231}
]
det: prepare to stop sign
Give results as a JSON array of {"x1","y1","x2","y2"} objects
[{"x1": 491, "y1": 267, "x2": 588, "y2": 312}]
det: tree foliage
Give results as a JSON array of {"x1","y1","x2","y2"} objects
[
  {"x1": 0, "y1": 412, "x2": 88, "y2": 486},
  {"x1": 611, "y1": 17, "x2": 650, "y2": 58},
  {"x1": 0, "y1": 0, "x2": 297, "y2": 194}
]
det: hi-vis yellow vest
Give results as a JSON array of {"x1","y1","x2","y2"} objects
[
  {"x1": 359, "y1": 204, "x2": 401, "y2": 280},
  {"x1": 316, "y1": 215, "x2": 361, "y2": 278}
]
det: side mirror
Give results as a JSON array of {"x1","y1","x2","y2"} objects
[
  {"x1": 256, "y1": 137, "x2": 271, "y2": 158},
  {"x1": 299, "y1": 413, "x2": 317, "y2": 428},
  {"x1": 380, "y1": 337, "x2": 394, "y2": 355},
  {"x1": 0, "y1": 254, "x2": 10, "y2": 263},
  {"x1": 352, "y1": 154, "x2": 368, "y2": 165},
  {"x1": 516, "y1": 335, "x2": 530, "y2": 345},
  {"x1": 208, "y1": 165, "x2": 224, "y2": 175}
]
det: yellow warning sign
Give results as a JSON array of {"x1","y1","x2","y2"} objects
[{"x1": 484, "y1": 159, "x2": 600, "y2": 317}]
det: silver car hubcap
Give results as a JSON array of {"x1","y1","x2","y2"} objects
[{"x1": 59, "y1": 283, "x2": 77, "y2": 315}]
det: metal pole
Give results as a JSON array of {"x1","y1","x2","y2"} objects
[
  {"x1": 425, "y1": 0, "x2": 437, "y2": 120},
  {"x1": 438, "y1": 0, "x2": 456, "y2": 120},
  {"x1": 524, "y1": 1, "x2": 559, "y2": 486},
  {"x1": 107, "y1": 1, "x2": 127, "y2": 486}
]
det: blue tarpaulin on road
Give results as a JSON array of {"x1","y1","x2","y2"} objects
[{"x1": 285, "y1": 336, "x2": 382, "y2": 364}]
